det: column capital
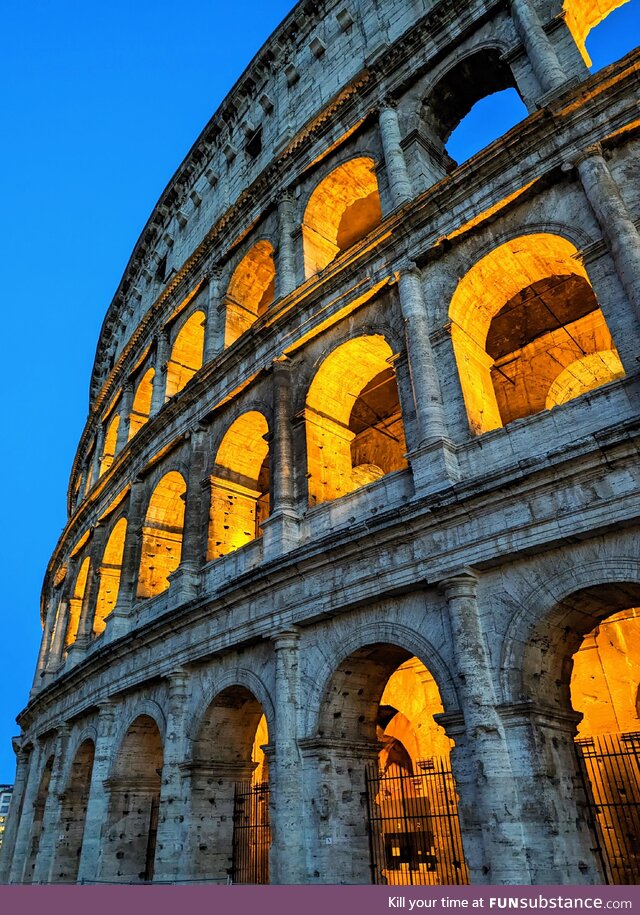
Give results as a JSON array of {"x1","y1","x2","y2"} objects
[
  {"x1": 562, "y1": 142, "x2": 603, "y2": 172},
  {"x1": 396, "y1": 259, "x2": 422, "y2": 280},
  {"x1": 378, "y1": 95, "x2": 399, "y2": 112},
  {"x1": 439, "y1": 569, "x2": 479, "y2": 599},
  {"x1": 273, "y1": 628, "x2": 301, "y2": 651}
]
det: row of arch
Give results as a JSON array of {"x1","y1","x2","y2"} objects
[{"x1": 18, "y1": 576, "x2": 640, "y2": 884}]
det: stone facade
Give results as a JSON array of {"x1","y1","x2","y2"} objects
[{"x1": 1, "y1": 0, "x2": 639, "y2": 886}]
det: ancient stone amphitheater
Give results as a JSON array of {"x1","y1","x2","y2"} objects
[{"x1": 2, "y1": 0, "x2": 639, "y2": 887}]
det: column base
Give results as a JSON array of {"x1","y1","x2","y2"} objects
[
  {"x1": 261, "y1": 509, "x2": 301, "y2": 561},
  {"x1": 408, "y1": 437, "x2": 460, "y2": 497},
  {"x1": 536, "y1": 75, "x2": 580, "y2": 108},
  {"x1": 168, "y1": 564, "x2": 201, "y2": 602}
]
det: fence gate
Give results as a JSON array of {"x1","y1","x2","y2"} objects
[
  {"x1": 365, "y1": 759, "x2": 469, "y2": 886},
  {"x1": 231, "y1": 781, "x2": 270, "y2": 884},
  {"x1": 575, "y1": 732, "x2": 640, "y2": 885}
]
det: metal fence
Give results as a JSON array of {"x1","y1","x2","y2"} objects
[
  {"x1": 576, "y1": 731, "x2": 640, "y2": 885},
  {"x1": 231, "y1": 780, "x2": 270, "y2": 884},
  {"x1": 365, "y1": 759, "x2": 469, "y2": 885}
]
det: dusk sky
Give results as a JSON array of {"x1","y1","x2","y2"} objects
[{"x1": 1, "y1": 0, "x2": 637, "y2": 783}]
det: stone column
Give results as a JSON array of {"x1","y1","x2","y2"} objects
[
  {"x1": 69, "y1": 523, "x2": 109, "y2": 653},
  {"x1": 76, "y1": 703, "x2": 117, "y2": 883},
  {"x1": 90, "y1": 423, "x2": 106, "y2": 488},
  {"x1": 115, "y1": 382, "x2": 134, "y2": 454},
  {"x1": 153, "y1": 670, "x2": 190, "y2": 881},
  {"x1": 8, "y1": 740, "x2": 43, "y2": 883},
  {"x1": 45, "y1": 558, "x2": 79, "y2": 676},
  {"x1": 378, "y1": 102, "x2": 413, "y2": 209},
  {"x1": 510, "y1": 0, "x2": 567, "y2": 96},
  {"x1": 32, "y1": 726, "x2": 71, "y2": 883},
  {"x1": 271, "y1": 630, "x2": 306, "y2": 884},
  {"x1": 31, "y1": 597, "x2": 58, "y2": 695},
  {"x1": 150, "y1": 329, "x2": 170, "y2": 416},
  {"x1": 105, "y1": 479, "x2": 147, "y2": 639},
  {"x1": 0, "y1": 740, "x2": 31, "y2": 882},
  {"x1": 262, "y1": 359, "x2": 300, "y2": 559},
  {"x1": 203, "y1": 270, "x2": 225, "y2": 363},
  {"x1": 575, "y1": 147, "x2": 640, "y2": 325},
  {"x1": 397, "y1": 264, "x2": 460, "y2": 493},
  {"x1": 170, "y1": 431, "x2": 208, "y2": 601},
  {"x1": 276, "y1": 190, "x2": 298, "y2": 300},
  {"x1": 439, "y1": 571, "x2": 531, "y2": 884}
]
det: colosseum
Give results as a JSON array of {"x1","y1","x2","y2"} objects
[{"x1": 1, "y1": 0, "x2": 639, "y2": 888}]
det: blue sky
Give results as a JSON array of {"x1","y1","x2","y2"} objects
[{"x1": 0, "y1": 1, "x2": 637, "y2": 783}]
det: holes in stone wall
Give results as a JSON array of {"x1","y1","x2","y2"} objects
[
  {"x1": 165, "y1": 311, "x2": 206, "y2": 399},
  {"x1": 225, "y1": 242, "x2": 276, "y2": 347},
  {"x1": 137, "y1": 471, "x2": 186, "y2": 598}
]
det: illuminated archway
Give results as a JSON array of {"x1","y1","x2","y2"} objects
[
  {"x1": 129, "y1": 368, "x2": 155, "y2": 440},
  {"x1": 208, "y1": 411, "x2": 270, "y2": 560},
  {"x1": 190, "y1": 686, "x2": 270, "y2": 883},
  {"x1": 563, "y1": 0, "x2": 632, "y2": 64},
  {"x1": 315, "y1": 645, "x2": 467, "y2": 885},
  {"x1": 303, "y1": 158, "x2": 381, "y2": 278},
  {"x1": 165, "y1": 311, "x2": 205, "y2": 399},
  {"x1": 101, "y1": 715, "x2": 163, "y2": 883},
  {"x1": 65, "y1": 556, "x2": 90, "y2": 648},
  {"x1": 305, "y1": 335, "x2": 407, "y2": 506},
  {"x1": 137, "y1": 471, "x2": 186, "y2": 598},
  {"x1": 449, "y1": 233, "x2": 624, "y2": 435},
  {"x1": 225, "y1": 241, "x2": 276, "y2": 347},
  {"x1": 51, "y1": 739, "x2": 95, "y2": 883},
  {"x1": 93, "y1": 517, "x2": 127, "y2": 635},
  {"x1": 99, "y1": 414, "x2": 120, "y2": 477}
]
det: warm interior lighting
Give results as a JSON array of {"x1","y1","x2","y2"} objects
[
  {"x1": 93, "y1": 517, "x2": 127, "y2": 635},
  {"x1": 137, "y1": 471, "x2": 186, "y2": 598},
  {"x1": 165, "y1": 311, "x2": 206, "y2": 399},
  {"x1": 65, "y1": 556, "x2": 91, "y2": 647},
  {"x1": 305, "y1": 335, "x2": 407, "y2": 506},
  {"x1": 99, "y1": 414, "x2": 120, "y2": 477},
  {"x1": 224, "y1": 241, "x2": 276, "y2": 347},
  {"x1": 208, "y1": 411, "x2": 270, "y2": 560},
  {"x1": 563, "y1": 0, "x2": 631, "y2": 64},
  {"x1": 129, "y1": 368, "x2": 155, "y2": 440},
  {"x1": 571, "y1": 608, "x2": 640, "y2": 738},
  {"x1": 302, "y1": 157, "x2": 381, "y2": 278},
  {"x1": 449, "y1": 233, "x2": 624, "y2": 434}
]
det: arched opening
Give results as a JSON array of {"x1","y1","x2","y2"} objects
[
  {"x1": 302, "y1": 158, "x2": 382, "y2": 278},
  {"x1": 305, "y1": 335, "x2": 407, "y2": 507},
  {"x1": 514, "y1": 581, "x2": 640, "y2": 884},
  {"x1": 129, "y1": 368, "x2": 155, "y2": 440},
  {"x1": 93, "y1": 518, "x2": 127, "y2": 635},
  {"x1": 421, "y1": 49, "x2": 526, "y2": 174},
  {"x1": 137, "y1": 471, "x2": 186, "y2": 599},
  {"x1": 165, "y1": 311, "x2": 205, "y2": 399},
  {"x1": 51, "y1": 739, "x2": 95, "y2": 883},
  {"x1": 23, "y1": 756, "x2": 54, "y2": 884},
  {"x1": 449, "y1": 233, "x2": 624, "y2": 435},
  {"x1": 564, "y1": 0, "x2": 634, "y2": 66},
  {"x1": 99, "y1": 414, "x2": 120, "y2": 477},
  {"x1": 189, "y1": 686, "x2": 270, "y2": 884},
  {"x1": 64, "y1": 556, "x2": 90, "y2": 648},
  {"x1": 225, "y1": 241, "x2": 276, "y2": 347},
  {"x1": 101, "y1": 715, "x2": 163, "y2": 883},
  {"x1": 314, "y1": 644, "x2": 467, "y2": 885},
  {"x1": 207, "y1": 412, "x2": 270, "y2": 561}
]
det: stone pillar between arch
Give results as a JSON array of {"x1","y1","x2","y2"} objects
[
  {"x1": 115, "y1": 383, "x2": 134, "y2": 453},
  {"x1": 0, "y1": 741, "x2": 32, "y2": 882},
  {"x1": 438, "y1": 572, "x2": 531, "y2": 884},
  {"x1": 8, "y1": 741, "x2": 44, "y2": 883},
  {"x1": 104, "y1": 479, "x2": 147, "y2": 641},
  {"x1": 150, "y1": 329, "x2": 170, "y2": 416},
  {"x1": 203, "y1": 271, "x2": 225, "y2": 364},
  {"x1": 299, "y1": 737, "x2": 380, "y2": 884},
  {"x1": 276, "y1": 191, "x2": 298, "y2": 300},
  {"x1": 170, "y1": 430, "x2": 208, "y2": 601},
  {"x1": 509, "y1": 0, "x2": 569, "y2": 98},
  {"x1": 77, "y1": 703, "x2": 117, "y2": 883},
  {"x1": 496, "y1": 700, "x2": 604, "y2": 884},
  {"x1": 32, "y1": 726, "x2": 71, "y2": 883},
  {"x1": 378, "y1": 103, "x2": 413, "y2": 210}
]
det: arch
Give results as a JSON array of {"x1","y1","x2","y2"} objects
[
  {"x1": 207, "y1": 411, "x2": 270, "y2": 560},
  {"x1": 563, "y1": 0, "x2": 633, "y2": 64},
  {"x1": 65, "y1": 556, "x2": 91, "y2": 647},
  {"x1": 137, "y1": 471, "x2": 186, "y2": 598},
  {"x1": 101, "y1": 714, "x2": 164, "y2": 883},
  {"x1": 23, "y1": 754, "x2": 55, "y2": 884},
  {"x1": 448, "y1": 233, "x2": 624, "y2": 434},
  {"x1": 225, "y1": 240, "x2": 276, "y2": 347},
  {"x1": 128, "y1": 368, "x2": 155, "y2": 440},
  {"x1": 305, "y1": 335, "x2": 407, "y2": 506},
  {"x1": 93, "y1": 517, "x2": 127, "y2": 635},
  {"x1": 99, "y1": 413, "x2": 120, "y2": 477},
  {"x1": 189, "y1": 683, "x2": 270, "y2": 883},
  {"x1": 165, "y1": 310, "x2": 205, "y2": 399},
  {"x1": 51, "y1": 738, "x2": 95, "y2": 883},
  {"x1": 302, "y1": 157, "x2": 381, "y2": 278}
]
